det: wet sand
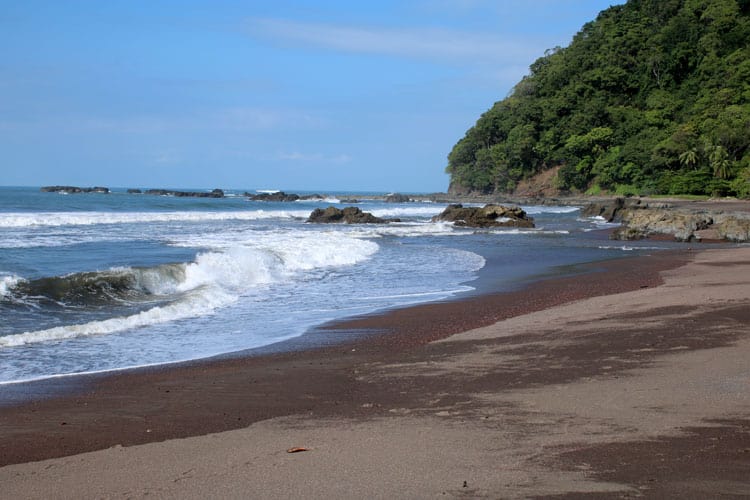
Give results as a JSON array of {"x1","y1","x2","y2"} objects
[{"x1": 1, "y1": 247, "x2": 749, "y2": 498}]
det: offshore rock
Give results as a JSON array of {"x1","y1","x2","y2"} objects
[
  {"x1": 385, "y1": 193, "x2": 411, "y2": 203},
  {"x1": 432, "y1": 204, "x2": 534, "y2": 228},
  {"x1": 307, "y1": 206, "x2": 399, "y2": 224},
  {"x1": 41, "y1": 186, "x2": 110, "y2": 194},
  {"x1": 246, "y1": 191, "x2": 300, "y2": 202},
  {"x1": 127, "y1": 189, "x2": 142, "y2": 194},
  {"x1": 145, "y1": 189, "x2": 224, "y2": 198}
]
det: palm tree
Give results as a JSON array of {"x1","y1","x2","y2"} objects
[
  {"x1": 709, "y1": 145, "x2": 731, "y2": 180},
  {"x1": 678, "y1": 149, "x2": 698, "y2": 170}
]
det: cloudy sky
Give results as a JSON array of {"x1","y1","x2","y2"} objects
[{"x1": 1, "y1": 0, "x2": 620, "y2": 192}]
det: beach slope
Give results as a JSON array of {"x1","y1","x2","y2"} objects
[{"x1": 1, "y1": 248, "x2": 749, "y2": 498}]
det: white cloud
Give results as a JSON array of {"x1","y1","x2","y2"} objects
[{"x1": 246, "y1": 18, "x2": 544, "y2": 66}]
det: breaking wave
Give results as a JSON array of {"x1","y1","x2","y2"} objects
[
  {"x1": 0, "y1": 210, "x2": 312, "y2": 228},
  {"x1": 0, "y1": 234, "x2": 379, "y2": 347}
]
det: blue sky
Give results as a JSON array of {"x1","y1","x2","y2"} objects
[{"x1": 1, "y1": 0, "x2": 620, "y2": 192}]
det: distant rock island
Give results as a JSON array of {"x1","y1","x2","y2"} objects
[
  {"x1": 41, "y1": 186, "x2": 110, "y2": 194},
  {"x1": 40, "y1": 186, "x2": 226, "y2": 198},
  {"x1": 245, "y1": 191, "x2": 326, "y2": 202},
  {"x1": 144, "y1": 188, "x2": 225, "y2": 198}
]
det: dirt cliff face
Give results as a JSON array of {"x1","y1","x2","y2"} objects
[{"x1": 512, "y1": 166, "x2": 564, "y2": 198}]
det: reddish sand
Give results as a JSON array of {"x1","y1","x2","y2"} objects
[{"x1": 2, "y1": 247, "x2": 749, "y2": 498}]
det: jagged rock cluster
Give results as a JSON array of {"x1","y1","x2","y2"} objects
[
  {"x1": 613, "y1": 209, "x2": 750, "y2": 242},
  {"x1": 307, "y1": 206, "x2": 399, "y2": 224},
  {"x1": 432, "y1": 204, "x2": 534, "y2": 228},
  {"x1": 581, "y1": 198, "x2": 750, "y2": 242}
]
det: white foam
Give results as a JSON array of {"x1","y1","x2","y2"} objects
[
  {"x1": 522, "y1": 205, "x2": 581, "y2": 215},
  {"x1": 370, "y1": 206, "x2": 446, "y2": 218},
  {"x1": 0, "y1": 289, "x2": 232, "y2": 347},
  {"x1": 597, "y1": 245, "x2": 667, "y2": 251},
  {"x1": 353, "y1": 288, "x2": 473, "y2": 301},
  {"x1": 0, "y1": 233, "x2": 379, "y2": 347},
  {"x1": 294, "y1": 197, "x2": 341, "y2": 204},
  {"x1": 580, "y1": 216, "x2": 621, "y2": 229},
  {"x1": 0, "y1": 275, "x2": 23, "y2": 298},
  {"x1": 0, "y1": 210, "x2": 312, "y2": 228},
  {"x1": 343, "y1": 222, "x2": 459, "y2": 238}
]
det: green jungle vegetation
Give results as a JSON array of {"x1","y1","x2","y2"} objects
[{"x1": 446, "y1": 0, "x2": 750, "y2": 197}]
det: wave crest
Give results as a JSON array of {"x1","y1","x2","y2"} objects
[{"x1": 0, "y1": 233, "x2": 379, "y2": 346}]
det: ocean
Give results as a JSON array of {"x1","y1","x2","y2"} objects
[{"x1": 0, "y1": 186, "x2": 672, "y2": 385}]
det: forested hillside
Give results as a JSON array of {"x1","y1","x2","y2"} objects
[{"x1": 446, "y1": 0, "x2": 750, "y2": 197}]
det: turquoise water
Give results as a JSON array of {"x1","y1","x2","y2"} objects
[{"x1": 0, "y1": 186, "x2": 670, "y2": 384}]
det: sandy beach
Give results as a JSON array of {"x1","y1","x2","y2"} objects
[{"x1": 2, "y1": 246, "x2": 749, "y2": 498}]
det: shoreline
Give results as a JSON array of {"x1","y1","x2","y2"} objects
[
  {"x1": 0, "y1": 249, "x2": 691, "y2": 467},
  {"x1": 2, "y1": 246, "x2": 749, "y2": 497},
  {"x1": 0, "y1": 226, "x2": 621, "y2": 399}
]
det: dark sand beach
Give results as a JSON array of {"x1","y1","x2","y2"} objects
[{"x1": 1, "y1": 246, "x2": 749, "y2": 498}]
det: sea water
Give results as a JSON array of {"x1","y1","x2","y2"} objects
[{"x1": 0, "y1": 186, "x2": 671, "y2": 384}]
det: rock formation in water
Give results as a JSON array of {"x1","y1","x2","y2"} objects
[
  {"x1": 385, "y1": 193, "x2": 411, "y2": 203},
  {"x1": 307, "y1": 206, "x2": 399, "y2": 224},
  {"x1": 41, "y1": 186, "x2": 110, "y2": 194},
  {"x1": 432, "y1": 204, "x2": 534, "y2": 228},
  {"x1": 144, "y1": 189, "x2": 224, "y2": 198}
]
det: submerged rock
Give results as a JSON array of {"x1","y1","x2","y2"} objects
[
  {"x1": 432, "y1": 204, "x2": 534, "y2": 228},
  {"x1": 307, "y1": 206, "x2": 399, "y2": 224}
]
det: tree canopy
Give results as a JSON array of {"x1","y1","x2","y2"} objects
[{"x1": 446, "y1": 0, "x2": 750, "y2": 197}]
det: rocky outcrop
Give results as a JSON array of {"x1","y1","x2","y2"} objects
[
  {"x1": 246, "y1": 191, "x2": 300, "y2": 202},
  {"x1": 127, "y1": 189, "x2": 142, "y2": 194},
  {"x1": 145, "y1": 189, "x2": 224, "y2": 198},
  {"x1": 307, "y1": 206, "x2": 399, "y2": 224},
  {"x1": 385, "y1": 193, "x2": 411, "y2": 203},
  {"x1": 714, "y1": 215, "x2": 750, "y2": 242},
  {"x1": 611, "y1": 210, "x2": 713, "y2": 241},
  {"x1": 580, "y1": 198, "x2": 631, "y2": 222},
  {"x1": 246, "y1": 192, "x2": 328, "y2": 202},
  {"x1": 612, "y1": 208, "x2": 750, "y2": 242},
  {"x1": 432, "y1": 204, "x2": 535, "y2": 228},
  {"x1": 580, "y1": 197, "x2": 676, "y2": 222},
  {"x1": 41, "y1": 186, "x2": 109, "y2": 194}
]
